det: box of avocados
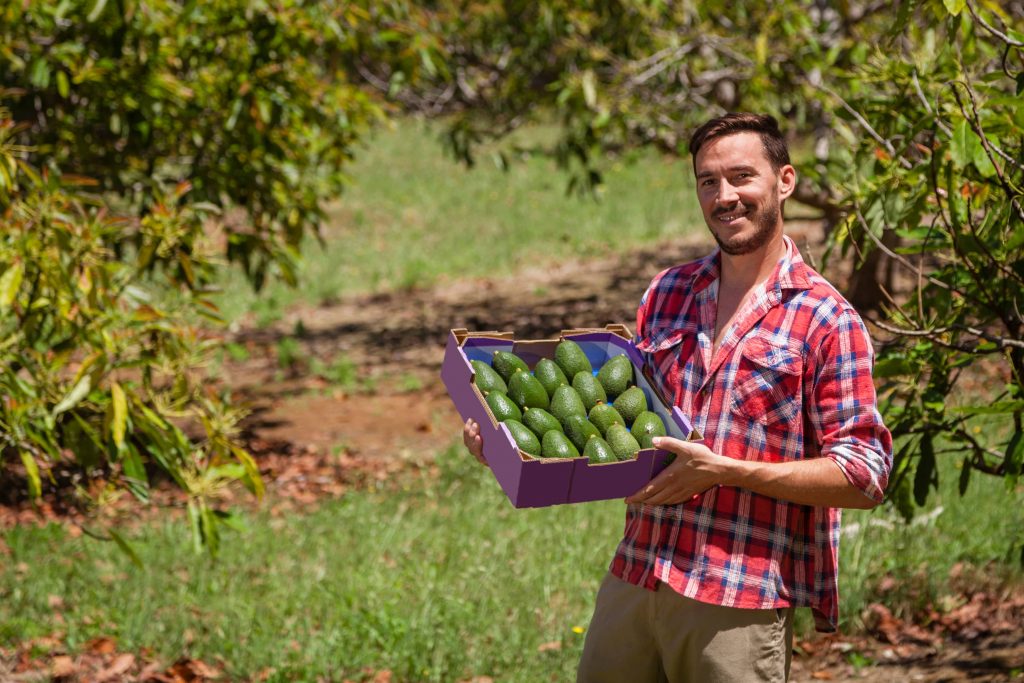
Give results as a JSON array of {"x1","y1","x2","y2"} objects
[{"x1": 441, "y1": 324, "x2": 699, "y2": 508}]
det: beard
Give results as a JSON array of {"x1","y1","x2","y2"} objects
[{"x1": 709, "y1": 193, "x2": 782, "y2": 256}]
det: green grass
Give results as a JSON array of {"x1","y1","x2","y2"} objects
[
  {"x1": 214, "y1": 120, "x2": 703, "y2": 323},
  {"x1": 3, "y1": 445, "x2": 1022, "y2": 681}
]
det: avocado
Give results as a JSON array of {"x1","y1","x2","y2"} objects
[
  {"x1": 541, "y1": 430, "x2": 580, "y2": 459},
  {"x1": 631, "y1": 411, "x2": 667, "y2": 449},
  {"x1": 485, "y1": 390, "x2": 522, "y2": 423},
  {"x1": 606, "y1": 423, "x2": 641, "y2": 461},
  {"x1": 589, "y1": 402, "x2": 625, "y2": 436},
  {"x1": 554, "y1": 339, "x2": 592, "y2": 380},
  {"x1": 471, "y1": 360, "x2": 507, "y2": 395},
  {"x1": 492, "y1": 350, "x2": 530, "y2": 383},
  {"x1": 612, "y1": 386, "x2": 648, "y2": 425},
  {"x1": 583, "y1": 436, "x2": 617, "y2": 464},
  {"x1": 572, "y1": 371, "x2": 607, "y2": 412},
  {"x1": 597, "y1": 354, "x2": 633, "y2": 400},
  {"x1": 508, "y1": 370, "x2": 549, "y2": 410},
  {"x1": 522, "y1": 407, "x2": 563, "y2": 440},
  {"x1": 504, "y1": 419, "x2": 541, "y2": 457},
  {"x1": 563, "y1": 414, "x2": 602, "y2": 452},
  {"x1": 533, "y1": 358, "x2": 569, "y2": 397},
  {"x1": 549, "y1": 385, "x2": 587, "y2": 426}
]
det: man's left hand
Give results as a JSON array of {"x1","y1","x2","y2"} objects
[{"x1": 624, "y1": 437, "x2": 736, "y2": 506}]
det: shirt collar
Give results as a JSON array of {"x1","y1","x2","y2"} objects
[{"x1": 691, "y1": 234, "x2": 813, "y2": 296}]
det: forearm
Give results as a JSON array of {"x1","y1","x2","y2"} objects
[{"x1": 722, "y1": 456, "x2": 878, "y2": 509}]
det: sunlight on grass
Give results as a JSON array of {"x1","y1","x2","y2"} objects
[
  {"x1": 214, "y1": 119, "x2": 703, "y2": 324},
  {"x1": 3, "y1": 445, "x2": 1022, "y2": 681}
]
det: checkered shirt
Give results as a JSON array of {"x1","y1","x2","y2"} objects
[{"x1": 610, "y1": 236, "x2": 893, "y2": 632}]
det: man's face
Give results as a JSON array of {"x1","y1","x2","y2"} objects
[{"x1": 693, "y1": 131, "x2": 795, "y2": 256}]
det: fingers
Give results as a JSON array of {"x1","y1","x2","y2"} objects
[{"x1": 463, "y1": 418, "x2": 486, "y2": 464}]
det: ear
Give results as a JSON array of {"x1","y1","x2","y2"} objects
[{"x1": 777, "y1": 164, "x2": 797, "y2": 201}]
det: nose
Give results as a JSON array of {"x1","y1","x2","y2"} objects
[{"x1": 717, "y1": 180, "x2": 739, "y2": 205}]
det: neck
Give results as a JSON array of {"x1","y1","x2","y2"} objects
[{"x1": 719, "y1": 229, "x2": 787, "y2": 292}]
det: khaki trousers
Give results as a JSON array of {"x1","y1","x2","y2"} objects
[{"x1": 577, "y1": 573, "x2": 794, "y2": 683}]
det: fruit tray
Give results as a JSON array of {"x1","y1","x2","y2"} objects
[{"x1": 441, "y1": 325, "x2": 699, "y2": 507}]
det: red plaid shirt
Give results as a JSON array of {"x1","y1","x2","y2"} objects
[{"x1": 611, "y1": 236, "x2": 892, "y2": 631}]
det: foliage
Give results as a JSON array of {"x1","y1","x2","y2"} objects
[
  {"x1": 820, "y1": 0, "x2": 1024, "y2": 516},
  {"x1": 0, "y1": 0, "x2": 399, "y2": 288},
  {"x1": 0, "y1": 118, "x2": 259, "y2": 554}
]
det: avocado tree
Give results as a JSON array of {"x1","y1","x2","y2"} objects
[{"x1": 0, "y1": 0, "x2": 441, "y2": 551}]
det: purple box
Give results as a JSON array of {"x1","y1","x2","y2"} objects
[{"x1": 441, "y1": 325, "x2": 700, "y2": 508}]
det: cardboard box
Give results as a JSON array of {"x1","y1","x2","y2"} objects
[{"x1": 441, "y1": 325, "x2": 699, "y2": 508}]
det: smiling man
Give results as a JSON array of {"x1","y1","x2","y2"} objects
[{"x1": 464, "y1": 113, "x2": 893, "y2": 682}]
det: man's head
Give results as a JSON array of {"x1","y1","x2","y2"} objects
[{"x1": 688, "y1": 113, "x2": 796, "y2": 256}]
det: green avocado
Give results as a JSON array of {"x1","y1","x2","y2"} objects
[
  {"x1": 533, "y1": 358, "x2": 569, "y2": 397},
  {"x1": 492, "y1": 350, "x2": 530, "y2": 383},
  {"x1": 583, "y1": 436, "x2": 617, "y2": 464},
  {"x1": 522, "y1": 407, "x2": 563, "y2": 440},
  {"x1": 554, "y1": 339, "x2": 592, "y2": 380},
  {"x1": 541, "y1": 430, "x2": 580, "y2": 459},
  {"x1": 504, "y1": 419, "x2": 541, "y2": 457},
  {"x1": 508, "y1": 370, "x2": 549, "y2": 410},
  {"x1": 471, "y1": 360, "x2": 507, "y2": 395},
  {"x1": 612, "y1": 386, "x2": 648, "y2": 425},
  {"x1": 606, "y1": 423, "x2": 641, "y2": 461},
  {"x1": 549, "y1": 385, "x2": 587, "y2": 427},
  {"x1": 631, "y1": 411, "x2": 667, "y2": 449},
  {"x1": 563, "y1": 414, "x2": 602, "y2": 452},
  {"x1": 588, "y1": 402, "x2": 625, "y2": 436},
  {"x1": 597, "y1": 354, "x2": 633, "y2": 400},
  {"x1": 485, "y1": 390, "x2": 522, "y2": 423},
  {"x1": 572, "y1": 371, "x2": 607, "y2": 412}
]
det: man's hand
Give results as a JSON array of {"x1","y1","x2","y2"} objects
[
  {"x1": 463, "y1": 418, "x2": 487, "y2": 465},
  {"x1": 625, "y1": 437, "x2": 734, "y2": 505}
]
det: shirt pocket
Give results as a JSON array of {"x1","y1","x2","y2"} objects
[{"x1": 730, "y1": 335, "x2": 803, "y2": 427}]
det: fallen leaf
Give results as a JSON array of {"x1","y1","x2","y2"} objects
[
  {"x1": 51, "y1": 655, "x2": 76, "y2": 678},
  {"x1": 537, "y1": 641, "x2": 562, "y2": 652},
  {"x1": 48, "y1": 594, "x2": 65, "y2": 610},
  {"x1": 86, "y1": 636, "x2": 117, "y2": 655},
  {"x1": 372, "y1": 670, "x2": 393, "y2": 683},
  {"x1": 95, "y1": 653, "x2": 135, "y2": 682},
  {"x1": 811, "y1": 671, "x2": 834, "y2": 680}
]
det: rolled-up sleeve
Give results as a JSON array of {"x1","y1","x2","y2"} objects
[{"x1": 808, "y1": 310, "x2": 893, "y2": 503}]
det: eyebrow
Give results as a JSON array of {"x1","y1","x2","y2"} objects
[{"x1": 696, "y1": 165, "x2": 759, "y2": 179}]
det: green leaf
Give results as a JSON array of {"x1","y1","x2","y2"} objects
[
  {"x1": 108, "y1": 529, "x2": 143, "y2": 568},
  {"x1": 581, "y1": 70, "x2": 597, "y2": 109},
  {"x1": 56, "y1": 71, "x2": 70, "y2": 98},
  {"x1": 970, "y1": 135, "x2": 997, "y2": 177},
  {"x1": 232, "y1": 445, "x2": 265, "y2": 499},
  {"x1": 914, "y1": 434, "x2": 936, "y2": 506},
  {"x1": 52, "y1": 375, "x2": 92, "y2": 416},
  {"x1": 1005, "y1": 431, "x2": 1024, "y2": 491},
  {"x1": 87, "y1": 0, "x2": 109, "y2": 22},
  {"x1": 110, "y1": 381, "x2": 127, "y2": 447},
  {"x1": 950, "y1": 120, "x2": 971, "y2": 167},
  {"x1": 20, "y1": 451, "x2": 41, "y2": 499},
  {"x1": 942, "y1": 0, "x2": 966, "y2": 15},
  {"x1": 0, "y1": 262, "x2": 24, "y2": 310}
]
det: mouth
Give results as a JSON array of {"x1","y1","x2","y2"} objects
[{"x1": 713, "y1": 208, "x2": 750, "y2": 225}]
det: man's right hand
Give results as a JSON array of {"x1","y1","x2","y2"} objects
[{"x1": 463, "y1": 418, "x2": 487, "y2": 465}]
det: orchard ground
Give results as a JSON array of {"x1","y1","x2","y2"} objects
[{"x1": 2, "y1": 123, "x2": 1022, "y2": 682}]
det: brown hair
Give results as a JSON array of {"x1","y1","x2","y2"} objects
[{"x1": 688, "y1": 113, "x2": 790, "y2": 172}]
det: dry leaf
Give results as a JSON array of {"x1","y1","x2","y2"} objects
[
  {"x1": 537, "y1": 641, "x2": 562, "y2": 652},
  {"x1": 95, "y1": 653, "x2": 135, "y2": 682},
  {"x1": 87, "y1": 636, "x2": 118, "y2": 655},
  {"x1": 48, "y1": 594, "x2": 65, "y2": 610},
  {"x1": 811, "y1": 672, "x2": 834, "y2": 680},
  {"x1": 50, "y1": 655, "x2": 76, "y2": 678}
]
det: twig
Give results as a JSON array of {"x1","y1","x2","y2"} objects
[
  {"x1": 811, "y1": 83, "x2": 913, "y2": 169},
  {"x1": 867, "y1": 316, "x2": 1024, "y2": 350},
  {"x1": 966, "y1": 1, "x2": 1024, "y2": 47}
]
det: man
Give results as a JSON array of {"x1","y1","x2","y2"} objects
[{"x1": 463, "y1": 113, "x2": 893, "y2": 682}]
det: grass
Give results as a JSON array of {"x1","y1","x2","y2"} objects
[
  {"x1": 213, "y1": 119, "x2": 703, "y2": 324},
  {"x1": 3, "y1": 445, "x2": 1023, "y2": 681}
]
